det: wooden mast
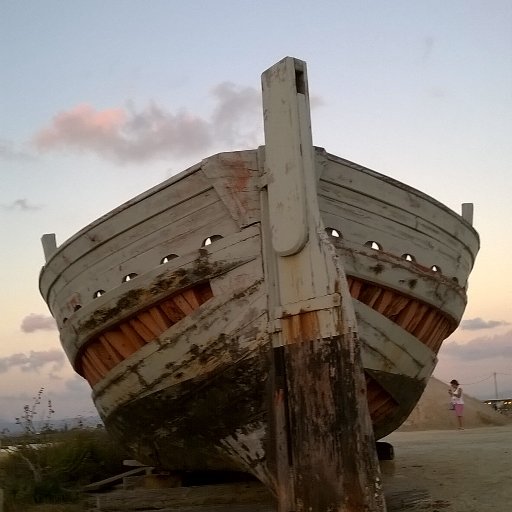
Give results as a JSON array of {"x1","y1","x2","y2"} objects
[{"x1": 260, "y1": 57, "x2": 386, "y2": 511}]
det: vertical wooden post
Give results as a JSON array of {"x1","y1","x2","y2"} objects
[{"x1": 261, "y1": 57, "x2": 387, "y2": 512}]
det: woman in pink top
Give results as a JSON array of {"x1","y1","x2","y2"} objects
[{"x1": 449, "y1": 379, "x2": 464, "y2": 429}]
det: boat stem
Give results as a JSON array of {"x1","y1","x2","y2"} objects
[{"x1": 260, "y1": 56, "x2": 387, "y2": 512}]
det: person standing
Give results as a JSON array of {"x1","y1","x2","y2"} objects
[{"x1": 449, "y1": 379, "x2": 464, "y2": 429}]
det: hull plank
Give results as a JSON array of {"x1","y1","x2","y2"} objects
[{"x1": 103, "y1": 331, "x2": 139, "y2": 359}]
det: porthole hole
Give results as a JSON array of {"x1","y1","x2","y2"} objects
[
  {"x1": 73, "y1": 304, "x2": 82, "y2": 312},
  {"x1": 402, "y1": 253, "x2": 415, "y2": 262},
  {"x1": 365, "y1": 241, "x2": 382, "y2": 251},
  {"x1": 93, "y1": 290, "x2": 105, "y2": 299},
  {"x1": 202, "y1": 235, "x2": 223, "y2": 247},
  {"x1": 161, "y1": 254, "x2": 178, "y2": 264},
  {"x1": 325, "y1": 228, "x2": 341, "y2": 238},
  {"x1": 430, "y1": 265, "x2": 441, "y2": 273},
  {"x1": 122, "y1": 273, "x2": 138, "y2": 283}
]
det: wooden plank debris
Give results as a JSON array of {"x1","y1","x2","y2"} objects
[
  {"x1": 82, "y1": 466, "x2": 154, "y2": 492},
  {"x1": 86, "y1": 482, "x2": 437, "y2": 511},
  {"x1": 91, "y1": 481, "x2": 274, "y2": 511}
]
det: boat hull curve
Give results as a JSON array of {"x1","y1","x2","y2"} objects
[{"x1": 38, "y1": 148, "x2": 479, "y2": 489}]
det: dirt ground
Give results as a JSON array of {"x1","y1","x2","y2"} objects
[
  {"x1": 20, "y1": 377, "x2": 512, "y2": 511},
  {"x1": 86, "y1": 377, "x2": 512, "y2": 511},
  {"x1": 379, "y1": 376, "x2": 512, "y2": 511},
  {"x1": 398, "y1": 377, "x2": 510, "y2": 432},
  {"x1": 88, "y1": 424, "x2": 512, "y2": 512},
  {"x1": 381, "y1": 424, "x2": 512, "y2": 511}
]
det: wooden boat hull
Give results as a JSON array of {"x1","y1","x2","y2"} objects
[{"x1": 39, "y1": 147, "x2": 479, "y2": 488}]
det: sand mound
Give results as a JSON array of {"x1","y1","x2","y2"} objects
[{"x1": 398, "y1": 376, "x2": 511, "y2": 431}]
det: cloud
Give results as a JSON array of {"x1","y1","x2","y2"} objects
[
  {"x1": 1, "y1": 198, "x2": 42, "y2": 211},
  {"x1": 210, "y1": 82, "x2": 261, "y2": 146},
  {"x1": 460, "y1": 317, "x2": 509, "y2": 330},
  {"x1": 0, "y1": 349, "x2": 65, "y2": 374},
  {"x1": 428, "y1": 87, "x2": 447, "y2": 99},
  {"x1": 65, "y1": 374, "x2": 90, "y2": 393},
  {"x1": 21, "y1": 314, "x2": 57, "y2": 333},
  {"x1": 33, "y1": 103, "x2": 211, "y2": 163},
  {"x1": 440, "y1": 330, "x2": 512, "y2": 361},
  {"x1": 310, "y1": 94, "x2": 326, "y2": 109},
  {"x1": 33, "y1": 82, "x2": 263, "y2": 164},
  {"x1": 421, "y1": 36, "x2": 435, "y2": 63},
  {"x1": 0, "y1": 375, "x2": 96, "y2": 422},
  {"x1": 0, "y1": 139, "x2": 34, "y2": 161}
]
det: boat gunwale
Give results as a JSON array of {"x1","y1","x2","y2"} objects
[
  {"x1": 39, "y1": 147, "x2": 479, "y2": 284},
  {"x1": 319, "y1": 174, "x2": 479, "y2": 270},
  {"x1": 321, "y1": 149, "x2": 480, "y2": 247},
  {"x1": 38, "y1": 178, "x2": 219, "y2": 304}
]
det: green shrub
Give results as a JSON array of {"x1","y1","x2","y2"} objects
[{"x1": 0, "y1": 428, "x2": 129, "y2": 509}]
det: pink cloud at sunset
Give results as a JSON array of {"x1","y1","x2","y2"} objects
[
  {"x1": 32, "y1": 83, "x2": 263, "y2": 164},
  {"x1": 35, "y1": 104, "x2": 125, "y2": 147},
  {"x1": 33, "y1": 103, "x2": 212, "y2": 163}
]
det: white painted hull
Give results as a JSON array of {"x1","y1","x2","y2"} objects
[{"x1": 39, "y1": 148, "x2": 479, "y2": 489}]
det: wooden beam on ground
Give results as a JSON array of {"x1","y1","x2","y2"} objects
[
  {"x1": 91, "y1": 481, "x2": 274, "y2": 511},
  {"x1": 82, "y1": 466, "x2": 154, "y2": 492}
]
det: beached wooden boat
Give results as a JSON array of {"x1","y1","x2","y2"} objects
[{"x1": 39, "y1": 58, "x2": 478, "y2": 494}]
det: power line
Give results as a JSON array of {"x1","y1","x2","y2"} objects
[
  {"x1": 461, "y1": 374, "x2": 494, "y2": 386},
  {"x1": 450, "y1": 372, "x2": 512, "y2": 386}
]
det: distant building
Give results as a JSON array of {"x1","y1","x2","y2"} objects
[{"x1": 483, "y1": 399, "x2": 512, "y2": 414}]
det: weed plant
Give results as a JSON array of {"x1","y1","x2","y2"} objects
[{"x1": 0, "y1": 427, "x2": 129, "y2": 510}]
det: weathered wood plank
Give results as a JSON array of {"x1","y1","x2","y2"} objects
[
  {"x1": 43, "y1": 184, "x2": 238, "y2": 321},
  {"x1": 50, "y1": 208, "x2": 237, "y2": 321},
  {"x1": 99, "y1": 335, "x2": 124, "y2": 365},
  {"x1": 148, "y1": 306, "x2": 171, "y2": 332},
  {"x1": 83, "y1": 466, "x2": 154, "y2": 492},
  {"x1": 172, "y1": 294, "x2": 195, "y2": 315},
  {"x1": 262, "y1": 56, "x2": 386, "y2": 512},
  {"x1": 354, "y1": 302, "x2": 435, "y2": 381},
  {"x1": 331, "y1": 246, "x2": 467, "y2": 322},
  {"x1": 128, "y1": 317, "x2": 155, "y2": 343},
  {"x1": 160, "y1": 299, "x2": 186, "y2": 324},
  {"x1": 92, "y1": 481, "x2": 274, "y2": 511},
  {"x1": 319, "y1": 192, "x2": 475, "y2": 285},
  {"x1": 202, "y1": 151, "x2": 261, "y2": 229},
  {"x1": 59, "y1": 228, "x2": 261, "y2": 366},
  {"x1": 118, "y1": 323, "x2": 146, "y2": 350},
  {"x1": 93, "y1": 268, "x2": 266, "y2": 417},
  {"x1": 104, "y1": 330, "x2": 139, "y2": 359},
  {"x1": 89, "y1": 484, "x2": 434, "y2": 512},
  {"x1": 320, "y1": 154, "x2": 478, "y2": 256}
]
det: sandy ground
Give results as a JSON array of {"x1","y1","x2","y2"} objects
[
  {"x1": 88, "y1": 373, "x2": 512, "y2": 512},
  {"x1": 71, "y1": 377, "x2": 512, "y2": 511},
  {"x1": 380, "y1": 424, "x2": 512, "y2": 511},
  {"x1": 90, "y1": 425, "x2": 512, "y2": 511},
  {"x1": 398, "y1": 377, "x2": 510, "y2": 432}
]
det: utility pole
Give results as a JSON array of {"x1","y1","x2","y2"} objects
[{"x1": 494, "y1": 372, "x2": 498, "y2": 400}]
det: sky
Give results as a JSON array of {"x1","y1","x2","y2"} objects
[{"x1": 1, "y1": 0, "x2": 511, "y2": 423}]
